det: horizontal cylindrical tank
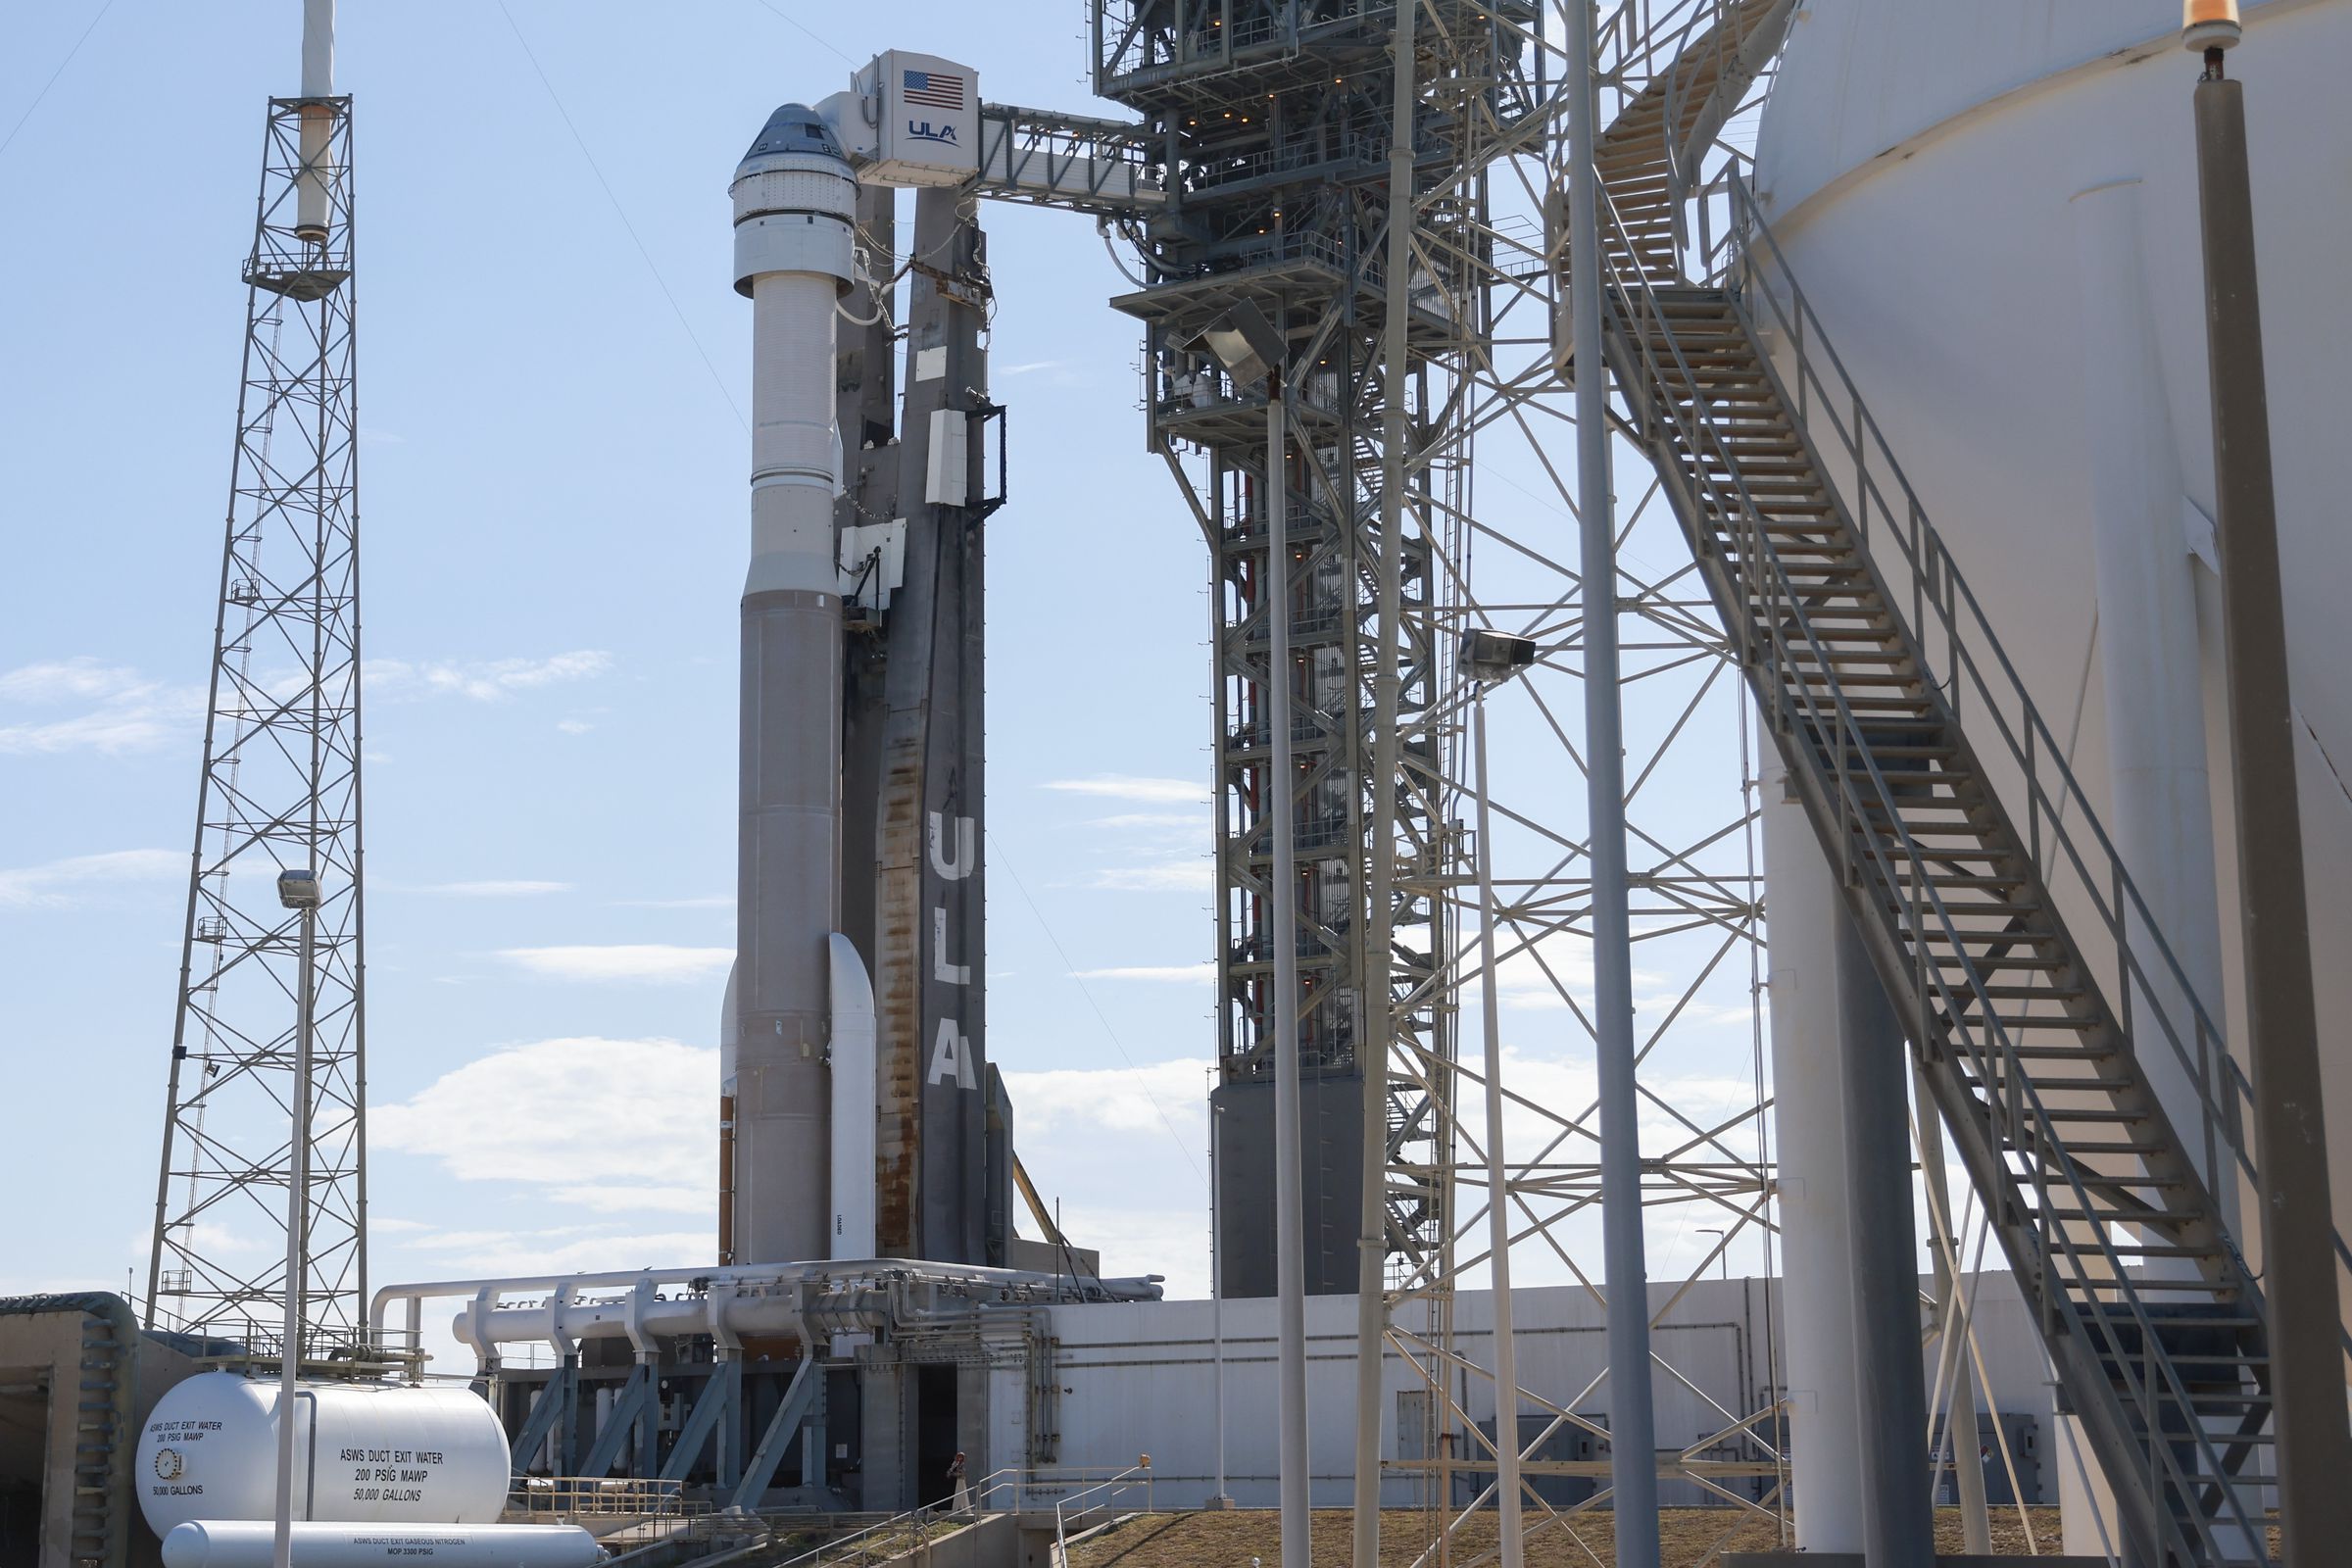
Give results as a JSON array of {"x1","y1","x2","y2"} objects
[
  {"x1": 137, "y1": 1372, "x2": 510, "y2": 1538},
  {"x1": 160, "y1": 1521, "x2": 601, "y2": 1568}
]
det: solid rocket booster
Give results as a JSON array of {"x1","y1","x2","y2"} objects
[{"x1": 729, "y1": 106, "x2": 858, "y2": 1266}]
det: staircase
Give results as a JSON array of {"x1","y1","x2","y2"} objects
[{"x1": 1578, "y1": 8, "x2": 2301, "y2": 1564}]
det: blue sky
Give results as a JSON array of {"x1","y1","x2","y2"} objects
[{"x1": 0, "y1": 0, "x2": 1781, "y2": 1355}]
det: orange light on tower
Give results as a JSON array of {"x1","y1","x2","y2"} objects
[{"x1": 2184, "y1": 0, "x2": 2242, "y2": 50}]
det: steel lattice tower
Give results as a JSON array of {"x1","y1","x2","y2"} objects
[
  {"x1": 1094, "y1": 1, "x2": 1788, "y2": 1559},
  {"x1": 143, "y1": 89, "x2": 367, "y2": 1344}
]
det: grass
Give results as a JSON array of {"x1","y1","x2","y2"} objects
[{"x1": 1061, "y1": 1505, "x2": 2072, "y2": 1567}]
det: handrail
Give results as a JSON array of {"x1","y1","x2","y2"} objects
[
  {"x1": 760, "y1": 1464, "x2": 1152, "y2": 1568},
  {"x1": 1715, "y1": 171, "x2": 2352, "y2": 1327},
  {"x1": 1592, "y1": 176, "x2": 2277, "y2": 1559}
]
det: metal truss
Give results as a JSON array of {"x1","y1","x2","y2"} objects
[
  {"x1": 1090, "y1": 1, "x2": 1788, "y2": 1563},
  {"x1": 143, "y1": 95, "x2": 368, "y2": 1345}
]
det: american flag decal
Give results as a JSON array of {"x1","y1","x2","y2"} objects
[{"x1": 902, "y1": 69, "x2": 965, "y2": 111}]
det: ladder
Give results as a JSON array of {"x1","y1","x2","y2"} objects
[{"x1": 1575, "y1": 5, "x2": 2323, "y2": 1562}]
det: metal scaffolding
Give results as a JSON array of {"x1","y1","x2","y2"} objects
[
  {"x1": 1091, "y1": 2, "x2": 1788, "y2": 1562},
  {"x1": 143, "y1": 92, "x2": 368, "y2": 1346}
]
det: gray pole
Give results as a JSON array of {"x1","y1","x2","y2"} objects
[
  {"x1": 271, "y1": 898, "x2": 317, "y2": 1568},
  {"x1": 1838, "y1": 912, "x2": 1933, "y2": 1568},
  {"x1": 1268, "y1": 381, "x2": 1313, "y2": 1567},
  {"x1": 1351, "y1": 1, "x2": 1418, "y2": 1556},
  {"x1": 1913, "y1": 1069, "x2": 1990, "y2": 1554},
  {"x1": 1471, "y1": 688, "x2": 1527, "y2": 1568},
  {"x1": 1562, "y1": 3, "x2": 1660, "y2": 1560},
  {"x1": 2191, "y1": 43, "x2": 2352, "y2": 1560}
]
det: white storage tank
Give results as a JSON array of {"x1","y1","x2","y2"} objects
[
  {"x1": 1749, "y1": 0, "x2": 2352, "y2": 1254},
  {"x1": 136, "y1": 1371, "x2": 512, "y2": 1538},
  {"x1": 160, "y1": 1521, "x2": 602, "y2": 1568}
]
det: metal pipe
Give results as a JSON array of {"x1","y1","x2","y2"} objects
[
  {"x1": 1562, "y1": 4, "x2": 1659, "y2": 1559},
  {"x1": 293, "y1": 0, "x2": 334, "y2": 241},
  {"x1": 1267, "y1": 381, "x2": 1312, "y2": 1567},
  {"x1": 1471, "y1": 689, "x2": 1525, "y2": 1568},
  {"x1": 272, "y1": 900, "x2": 318, "y2": 1568},
  {"x1": 1352, "y1": 0, "x2": 1417, "y2": 1551},
  {"x1": 2192, "y1": 47, "x2": 2352, "y2": 1560}
]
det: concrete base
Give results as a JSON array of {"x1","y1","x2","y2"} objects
[{"x1": 1721, "y1": 1556, "x2": 2107, "y2": 1567}]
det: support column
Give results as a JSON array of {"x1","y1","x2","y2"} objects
[
  {"x1": 1350, "y1": 2, "x2": 1419, "y2": 1553},
  {"x1": 1562, "y1": 2, "x2": 1660, "y2": 1556},
  {"x1": 1758, "y1": 760, "x2": 1863, "y2": 1552},
  {"x1": 859, "y1": 1359, "x2": 906, "y2": 1513},
  {"x1": 1837, "y1": 908, "x2": 1934, "y2": 1568}
]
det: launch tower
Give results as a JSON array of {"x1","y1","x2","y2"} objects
[{"x1": 143, "y1": 4, "x2": 368, "y2": 1346}]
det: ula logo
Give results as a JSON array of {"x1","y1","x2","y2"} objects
[
  {"x1": 154, "y1": 1447, "x2": 183, "y2": 1480},
  {"x1": 906, "y1": 119, "x2": 959, "y2": 146}
]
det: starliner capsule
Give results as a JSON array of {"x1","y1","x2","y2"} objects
[{"x1": 725, "y1": 105, "x2": 867, "y2": 1268}]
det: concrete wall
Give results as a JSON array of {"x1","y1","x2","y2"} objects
[
  {"x1": 0, "y1": 1297, "x2": 204, "y2": 1568},
  {"x1": 1041, "y1": 1276, "x2": 2055, "y2": 1511}
]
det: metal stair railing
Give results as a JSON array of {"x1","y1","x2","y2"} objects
[
  {"x1": 1714, "y1": 171, "x2": 2352, "y2": 1335},
  {"x1": 1590, "y1": 176, "x2": 2297, "y2": 1563}
]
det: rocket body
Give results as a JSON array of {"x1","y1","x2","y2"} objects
[{"x1": 728, "y1": 107, "x2": 858, "y2": 1267}]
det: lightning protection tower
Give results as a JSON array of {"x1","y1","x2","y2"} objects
[{"x1": 144, "y1": 2, "x2": 368, "y2": 1349}]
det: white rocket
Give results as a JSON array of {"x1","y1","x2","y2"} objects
[{"x1": 723, "y1": 105, "x2": 877, "y2": 1267}]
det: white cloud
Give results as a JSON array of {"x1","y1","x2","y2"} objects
[
  {"x1": 375, "y1": 1036, "x2": 714, "y2": 1205},
  {"x1": 1071, "y1": 963, "x2": 1217, "y2": 984},
  {"x1": 1088, "y1": 811, "x2": 1206, "y2": 831},
  {"x1": 0, "y1": 659, "x2": 203, "y2": 756},
  {"x1": 1041, "y1": 774, "x2": 1210, "y2": 806},
  {"x1": 996, "y1": 1059, "x2": 1213, "y2": 1297},
  {"x1": 366, "y1": 650, "x2": 613, "y2": 704},
  {"x1": 553, "y1": 1185, "x2": 712, "y2": 1216},
  {"x1": 1089, "y1": 860, "x2": 1213, "y2": 894},
  {"x1": 391, "y1": 1228, "x2": 715, "y2": 1282},
  {"x1": 0, "y1": 659, "x2": 145, "y2": 702},
  {"x1": 405, "y1": 879, "x2": 571, "y2": 898},
  {"x1": 0, "y1": 848, "x2": 182, "y2": 907},
  {"x1": 498, "y1": 945, "x2": 732, "y2": 983},
  {"x1": 1003, "y1": 1057, "x2": 1210, "y2": 1140},
  {"x1": 1038, "y1": 1201, "x2": 1207, "y2": 1298},
  {"x1": 556, "y1": 718, "x2": 594, "y2": 735}
]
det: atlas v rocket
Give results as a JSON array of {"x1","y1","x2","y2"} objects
[{"x1": 719, "y1": 69, "x2": 1015, "y2": 1273}]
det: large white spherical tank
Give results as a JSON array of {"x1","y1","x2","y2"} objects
[
  {"x1": 136, "y1": 1372, "x2": 512, "y2": 1538},
  {"x1": 1749, "y1": 0, "x2": 2352, "y2": 1257}
]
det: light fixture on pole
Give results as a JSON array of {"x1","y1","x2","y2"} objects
[
  {"x1": 2182, "y1": 3, "x2": 2352, "y2": 1557},
  {"x1": 271, "y1": 866, "x2": 321, "y2": 1568},
  {"x1": 1459, "y1": 628, "x2": 1539, "y2": 1568},
  {"x1": 1188, "y1": 295, "x2": 1309, "y2": 1564}
]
